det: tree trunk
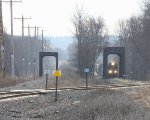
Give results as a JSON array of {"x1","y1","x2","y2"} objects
[{"x1": 0, "y1": 0, "x2": 4, "y2": 78}]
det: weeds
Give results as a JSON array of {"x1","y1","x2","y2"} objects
[{"x1": 55, "y1": 89, "x2": 150, "y2": 120}]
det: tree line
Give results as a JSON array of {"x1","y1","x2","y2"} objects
[
  {"x1": 70, "y1": 0, "x2": 150, "y2": 80},
  {"x1": 116, "y1": 0, "x2": 150, "y2": 80}
]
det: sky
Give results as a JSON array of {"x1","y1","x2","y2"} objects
[{"x1": 2, "y1": 0, "x2": 141, "y2": 37}]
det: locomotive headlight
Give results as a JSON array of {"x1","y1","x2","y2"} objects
[
  {"x1": 108, "y1": 70, "x2": 113, "y2": 74},
  {"x1": 111, "y1": 62, "x2": 115, "y2": 66},
  {"x1": 114, "y1": 70, "x2": 117, "y2": 74}
]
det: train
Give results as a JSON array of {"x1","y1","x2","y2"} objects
[{"x1": 107, "y1": 61, "x2": 118, "y2": 78}]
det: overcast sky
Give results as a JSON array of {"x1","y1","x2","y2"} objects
[{"x1": 2, "y1": 0, "x2": 141, "y2": 37}]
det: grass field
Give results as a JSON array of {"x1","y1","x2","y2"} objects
[{"x1": 54, "y1": 89, "x2": 150, "y2": 120}]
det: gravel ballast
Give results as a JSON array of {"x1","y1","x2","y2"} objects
[{"x1": 0, "y1": 89, "x2": 89, "y2": 120}]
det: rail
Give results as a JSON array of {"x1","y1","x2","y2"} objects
[{"x1": 0, "y1": 83, "x2": 150, "y2": 101}]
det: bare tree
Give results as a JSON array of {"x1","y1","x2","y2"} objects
[
  {"x1": 71, "y1": 9, "x2": 108, "y2": 76},
  {"x1": 117, "y1": 17, "x2": 144, "y2": 80},
  {"x1": 116, "y1": 0, "x2": 150, "y2": 80}
]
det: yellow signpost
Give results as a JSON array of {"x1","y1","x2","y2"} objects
[
  {"x1": 53, "y1": 70, "x2": 61, "y2": 102},
  {"x1": 53, "y1": 70, "x2": 61, "y2": 77}
]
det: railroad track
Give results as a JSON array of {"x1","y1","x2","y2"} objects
[
  {"x1": 0, "y1": 83, "x2": 150, "y2": 101},
  {"x1": 47, "y1": 83, "x2": 150, "y2": 90},
  {"x1": 0, "y1": 90, "x2": 45, "y2": 101}
]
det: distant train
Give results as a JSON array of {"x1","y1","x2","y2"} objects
[{"x1": 107, "y1": 61, "x2": 118, "y2": 78}]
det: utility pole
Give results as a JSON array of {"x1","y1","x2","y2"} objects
[
  {"x1": 27, "y1": 26, "x2": 30, "y2": 80},
  {"x1": 2, "y1": 0, "x2": 22, "y2": 79},
  {"x1": 41, "y1": 29, "x2": 47, "y2": 52},
  {"x1": 24, "y1": 26, "x2": 41, "y2": 80},
  {"x1": 24, "y1": 26, "x2": 35, "y2": 80},
  {"x1": 36, "y1": 27, "x2": 40, "y2": 76},
  {"x1": 34, "y1": 26, "x2": 41, "y2": 79},
  {"x1": 14, "y1": 15, "x2": 31, "y2": 80},
  {"x1": 37, "y1": 27, "x2": 46, "y2": 52},
  {"x1": 42, "y1": 29, "x2": 44, "y2": 52},
  {"x1": 33, "y1": 26, "x2": 36, "y2": 80}
]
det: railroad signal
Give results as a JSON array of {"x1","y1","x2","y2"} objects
[{"x1": 39, "y1": 52, "x2": 59, "y2": 102}]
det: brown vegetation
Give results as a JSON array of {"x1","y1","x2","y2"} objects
[
  {"x1": 116, "y1": 0, "x2": 150, "y2": 80},
  {"x1": 54, "y1": 89, "x2": 150, "y2": 120},
  {"x1": 47, "y1": 63, "x2": 110, "y2": 88},
  {"x1": 124, "y1": 86, "x2": 150, "y2": 107}
]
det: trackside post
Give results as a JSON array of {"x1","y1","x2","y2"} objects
[{"x1": 84, "y1": 66, "x2": 90, "y2": 89}]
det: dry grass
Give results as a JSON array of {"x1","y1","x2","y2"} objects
[
  {"x1": 47, "y1": 64, "x2": 86, "y2": 88},
  {"x1": 0, "y1": 78, "x2": 16, "y2": 88},
  {"x1": 124, "y1": 86, "x2": 150, "y2": 107},
  {"x1": 47, "y1": 70, "x2": 85, "y2": 88},
  {"x1": 47, "y1": 64, "x2": 111, "y2": 88},
  {"x1": 54, "y1": 89, "x2": 150, "y2": 120},
  {"x1": 111, "y1": 78, "x2": 150, "y2": 84},
  {"x1": 0, "y1": 75, "x2": 39, "y2": 88}
]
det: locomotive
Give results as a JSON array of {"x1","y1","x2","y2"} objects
[{"x1": 107, "y1": 61, "x2": 118, "y2": 78}]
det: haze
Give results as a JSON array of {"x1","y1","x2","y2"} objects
[{"x1": 2, "y1": 0, "x2": 140, "y2": 36}]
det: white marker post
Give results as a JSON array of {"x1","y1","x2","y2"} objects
[{"x1": 44, "y1": 70, "x2": 50, "y2": 89}]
